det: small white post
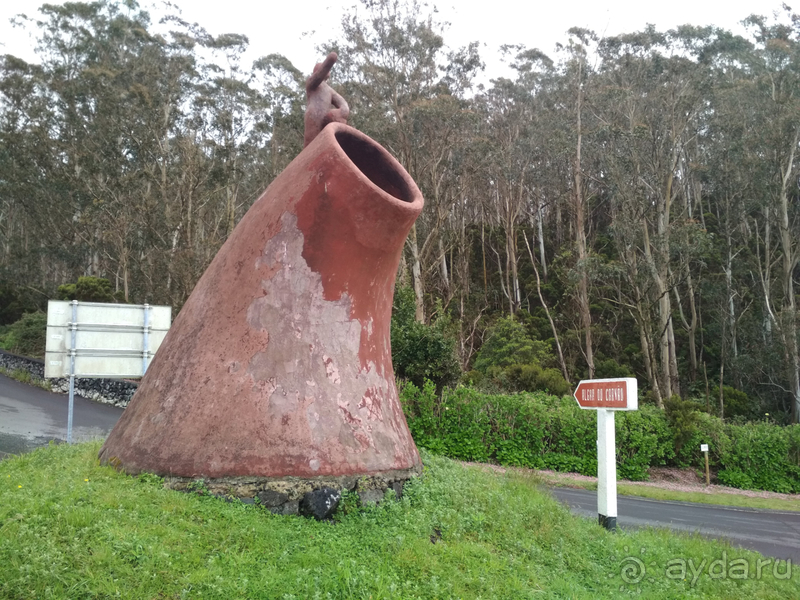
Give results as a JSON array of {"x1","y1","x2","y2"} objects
[{"x1": 597, "y1": 408, "x2": 617, "y2": 530}]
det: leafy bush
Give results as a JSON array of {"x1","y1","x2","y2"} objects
[
  {"x1": 391, "y1": 286, "x2": 461, "y2": 390},
  {"x1": 593, "y1": 357, "x2": 633, "y2": 379},
  {"x1": 473, "y1": 316, "x2": 552, "y2": 372},
  {"x1": 400, "y1": 382, "x2": 674, "y2": 479},
  {"x1": 716, "y1": 469, "x2": 754, "y2": 489},
  {"x1": 664, "y1": 395, "x2": 703, "y2": 462},
  {"x1": 616, "y1": 407, "x2": 674, "y2": 480},
  {"x1": 400, "y1": 380, "x2": 800, "y2": 492},
  {"x1": 710, "y1": 385, "x2": 759, "y2": 421},
  {"x1": 57, "y1": 276, "x2": 118, "y2": 303},
  {"x1": 677, "y1": 410, "x2": 731, "y2": 471},
  {"x1": 0, "y1": 281, "x2": 35, "y2": 325},
  {"x1": 503, "y1": 363, "x2": 571, "y2": 397},
  {"x1": 0, "y1": 312, "x2": 47, "y2": 358},
  {"x1": 719, "y1": 422, "x2": 800, "y2": 493},
  {"x1": 471, "y1": 316, "x2": 570, "y2": 396}
]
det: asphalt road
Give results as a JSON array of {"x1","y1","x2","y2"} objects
[
  {"x1": 0, "y1": 373, "x2": 123, "y2": 458},
  {"x1": 550, "y1": 486, "x2": 800, "y2": 561},
  {"x1": 2, "y1": 373, "x2": 799, "y2": 562}
]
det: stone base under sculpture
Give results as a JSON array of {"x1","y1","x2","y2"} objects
[{"x1": 165, "y1": 467, "x2": 416, "y2": 517}]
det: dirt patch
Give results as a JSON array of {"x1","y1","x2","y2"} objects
[{"x1": 647, "y1": 466, "x2": 705, "y2": 486}]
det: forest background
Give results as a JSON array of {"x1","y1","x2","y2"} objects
[{"x1": 2, "y1": 0, "x2": 800, "y2": 426}]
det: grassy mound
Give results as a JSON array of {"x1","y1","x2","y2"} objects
[{"x1": 1, "y1": 442, "x2": 795, "y2": 599}]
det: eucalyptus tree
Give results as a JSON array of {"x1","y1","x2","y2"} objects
[
  {"x1": 0, "y1": 54, "x2": 60, "y2": 288},
  {"x1": 595, "y1": 27, "x2": 713, "y2": 403},
  {"x1": 738, "y1": 10, "x2": 800, "y2": 421},
  {"x1": 252, "y1": 53, "x2": 305, "y2": 181},
  {"x1": 549, "y1": 28, "x2": 603, "y2": 379},
  {"x1": 0, "y1": 0, "x2": 187, "y2": 301},
  {"x1": 330, "y1": 0, "x2": 482, "y2": 323}
]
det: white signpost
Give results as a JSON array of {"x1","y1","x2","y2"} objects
[
  {"x1": 45, "y1": 300, "x2": 171, "y2": 443},
  {"x1": 573, "y1": 377, "x2": 638, "y2": 530},
  {"x1": 701, "y1": 443, "x2": 710, "y2": 485}
]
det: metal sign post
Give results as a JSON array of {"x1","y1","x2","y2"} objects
[
  {"x1": 45, "y1": 300, "x2": 171, "y2": 443},
  {"x1": 67, "y1": 300, "x2": 77, "y2": 443},
  {"x1": 574, "y1": 377, "x2": 638, "y2": 531}
]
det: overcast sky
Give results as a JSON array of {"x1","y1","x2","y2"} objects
[{"x1": 0, "y1": 1, "x2": 790, "y2": 82}]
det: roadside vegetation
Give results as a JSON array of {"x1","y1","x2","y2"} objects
[
  {"x1": 0, "y1": 366, "x2": 49, "y2": 391},
  {"x1": 0, "y1": 312, "x2": 47, "y2": 359},
  {"x1": 401, "y1": 381, "x2": 800, "y2": 495},
  {"x1": 1, "y1": 441, "x2": 796, "y2": 599}
]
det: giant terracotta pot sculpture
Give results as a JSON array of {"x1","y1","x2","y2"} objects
[{"x1": 99, "y1": 54, "x2": 423, "y2": 511}]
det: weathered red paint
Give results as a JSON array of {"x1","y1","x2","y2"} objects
[{"x1": 99, "y1": 123, "x2": 423, "y2": 479}]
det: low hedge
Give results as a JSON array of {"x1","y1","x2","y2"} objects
[{"x1": 400, "y1": 381, "x2": 800, "y2": 493}]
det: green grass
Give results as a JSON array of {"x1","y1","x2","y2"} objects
[
  {"x1": 1, "y1": 442, "x2": 796, "y2": 599},
  {"x1": 0, "y1": 366, "x2": 51, "y2": 391},
  {"x1": 616, "y1": 484, "x2": 800, "y2": 512},
  {"x1": 537, "y1": 472, "x2": 800, "y2": 513}
]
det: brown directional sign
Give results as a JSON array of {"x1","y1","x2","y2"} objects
[{"x1": 574, "y1": 378, "x2": 637, "y2": 410}]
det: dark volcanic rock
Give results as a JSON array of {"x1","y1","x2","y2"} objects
[
  {"x1": 299, "y1": 487, "x2": 341, "y2": 520},
  {"x1": 271, "y1": 500, "x2": 300, "y2": 516},
  {"x1": 257, "y1": 489, "x2": 290, "y2": 507},
  {"x1": 391, "y1": 480, "x2": 405, "y2": 499}
]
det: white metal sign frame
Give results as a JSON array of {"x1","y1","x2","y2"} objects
[{"x1": 44, "y1": 300, "x2": 171, "y2": 442}]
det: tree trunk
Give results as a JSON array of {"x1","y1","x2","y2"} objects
[
  {"x1": 524, "y1": 235, "x2": 570, "y2": 383},
  {"x1": 573, "y1": 76, "x2": 594, "y2": 378},
  {"x1": 537, "y1": 203, "x2": 547, "y2": 280},
  {"x1": 408, "y1": 224, "x2": 425, "y2": 323},
  {"x1": 778, "y1": 128, "x2": 800, "y2": 422}
]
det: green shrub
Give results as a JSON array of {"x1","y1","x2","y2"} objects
[
  {"x1": 677, "y1": 411, "x2": 730, "y2": 470},
  {"x1": 57, "y1": 276, "x2": 118, "y2": 303},
  {"x1": 473, "y1": 316, "x2": 552, "y2": 373},
  {"x1": 503, "y1": 363, "x2": 571, "y2": 397},
  {"x1": 616, "y1": 407, "x2": 674, "y2": 480},
  {"x1": 541, "y1": 397, "x2": 596, "y2": 466},
  {"x1": 471, "y1": 316, "x2": 570, "y2": 396},
  {"x1": 664, "y1": 395, "x2": 702, "y2": 462},
  {"x1": 719, "y1": 422, "x2": 800, "y2": 493},
  {"x1": 716, "y1": 469, "x2": 754, "y2": 489},
  {"x1": 711, "y1": 385, "x2": 759, "y2": 421},
  {"x1": 399, "y1": 379, "x2": 443, "y2": 453},
  {"x1": 391, "y1": 287, "x2": 461, "y2": 390},
  {"x1": 0, "y1": 281, "x2": 30, "y2": 325},
  {"x1": 0, "y1": 311, "x2": 47, "y2": 358},
  {"x1": 542, "y1": 452, "x2": 589, "y2": 473},
  {"x1": 594, "y1": 358, "x2": 633, "y2": 379},
  {"x1": 399, "y1": 380, "x2": 800, "y2": 493}
]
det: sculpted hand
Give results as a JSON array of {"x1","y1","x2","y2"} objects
[{"x1": 304, "y1": 52, "x2": 350, "y2": 147}]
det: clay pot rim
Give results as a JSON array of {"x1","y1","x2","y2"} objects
[{"x1": 321, "y1": 122, "x2": 424, "y2": 213}]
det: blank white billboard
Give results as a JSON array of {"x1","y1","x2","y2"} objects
[{"x1": 45, "y1": 300, "x2": 171, "y2": 379}]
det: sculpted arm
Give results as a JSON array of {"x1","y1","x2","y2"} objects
[{"x1": 304, "y1": 51, "x2": 350, "y2": 147}]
